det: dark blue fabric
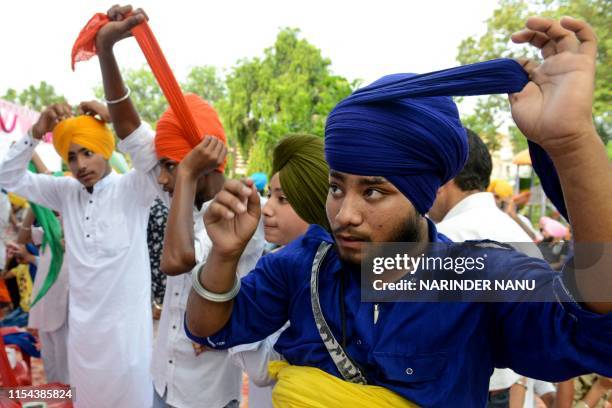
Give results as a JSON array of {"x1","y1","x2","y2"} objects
[
  {"x1": 26, "y1": 243, "x2": 39, "y2": 281},
  {"x1": 324, "y1": 58, "x2": 566, "y2": 217},
  {"x1": 528, "y1": 141, "x2": 568, "y2": 220},
  {"x1": 3, "y1": 332, "x2": 41, "y2": 358},
  {"x1": 187, "y1": 224, "x2": 612, "y2": 407}
]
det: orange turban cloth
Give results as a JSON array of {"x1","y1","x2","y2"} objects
[
  {"x1": 52, "y1": 115, "x2": 115, "y2": 163},
  {"x1": 155, "y1": 93, "x2": 227, "y2": 172}
]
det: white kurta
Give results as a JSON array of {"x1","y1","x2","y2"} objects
[
  {"x1": 119, "y1": 124, "x2": 266, "y2": 407},
  {"x1": 228, "y1": 325, "x2": 287, "y2": 408},
  {"x1": 0, "y1": 192, "x2": 11, "y2": 269},
  {"x1": 0, "y1": 132, "x2": 155, "y2": 408}
]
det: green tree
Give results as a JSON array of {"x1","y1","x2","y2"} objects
[
  {"x1": 94, "y1": 65, "x2": 226, "y2": 127},
  {"x1": 2, "y1": 81, "x2": 66, "y2": 112},
  {"x1": 456, "y1": 0, "x2": 610, "y2": 152},
  {"x1": 94, "y1": 66, "x2": 167, "y2": 126},
  {"x1": 218, "y1": 28, "x2": 356, "y2": 175},
  {"x1": 183, "y1": 66, "x2": 226, "y2": 105}
]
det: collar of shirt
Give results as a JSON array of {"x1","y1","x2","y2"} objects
[
  {"x1": 80, "y1": 171, "x2": 119, "y2": 194},
  {"x1": 441, "y1": 192, "x2": 497, "y2": 222}
]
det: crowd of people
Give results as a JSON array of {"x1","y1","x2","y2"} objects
[{"x1": 0, "y1": 4, "x2": 610, "y2": 408}]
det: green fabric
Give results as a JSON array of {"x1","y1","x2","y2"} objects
[
  {"x1": 27, "y1": 162, "x2": 65, "y2": 307},
  {"x1": 272, "y1": 134, "x2": 330, "y2": 231},
  {"x1": 109, "y1": 151, "x2": 129, "y2": 174}
]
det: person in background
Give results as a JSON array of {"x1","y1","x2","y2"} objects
[{"x1": 229, "y1": 134, "x2": 329, "y2": 408}]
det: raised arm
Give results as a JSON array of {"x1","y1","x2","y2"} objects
[
  {"x1": 94, "y1": 5, "x2": 147, "y2": 139},
  {"x1": 185, "y1": 179, "x2": 261, "y2": 338},
  {"x1": 0, "y1": 104, "x2": 72, "y2": 212},
  {"x1": 160, "y1": 136, "x2": 227, "y2": 275},
  {"x1": 509, "y1": 17, "x2": 612, "y2": 313}
]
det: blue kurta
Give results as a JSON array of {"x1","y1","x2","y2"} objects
[{"x1": 187, "y1": 223, "x2": 612, "y2": 407}]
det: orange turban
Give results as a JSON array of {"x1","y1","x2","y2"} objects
[
  {"x1": 52, "y1": 115, "x2": 115, "y2": 163},
  {"x1": 155, "y1": 93, "x2": 227, "y2": 172}
]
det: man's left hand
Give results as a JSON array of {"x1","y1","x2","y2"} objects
[{"x1": 509, "y1": 17, "x2": 598, "y2": 156}]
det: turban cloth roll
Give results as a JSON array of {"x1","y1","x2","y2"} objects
[
  {"x1": 72, "y1": 14, "x2": 224, "y2": 170},
  {"x1": 272, "y1": 135, "x2": 330, "y2": 231},
  {"x1": 325, "y1": 58, "x2": 568, "y2": 219},
  {"x1": 52, "y1": 115, "x2": 115, "y2": 163},
  {"x1": 155, "y1": 93, "x2": 227, "y2": 172}
]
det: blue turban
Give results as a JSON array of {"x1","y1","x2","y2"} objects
[
  {"x1": 249, "y1": 172, "x2": 268, "y2": 192},
  {"x1": 325, "y1": 58, "x2": 568, "y2": 219}
]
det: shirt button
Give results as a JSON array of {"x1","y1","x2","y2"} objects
[
  {"x1": 405, "y1": 367, "x2": 414, "y2": 375},
  {"x1": 172, "y1": 325, "x2": 177, "y2": 329},
  {"x1": 169, "y1": 360, "x2": 173, "y2": 364},
  {"x1": 89, "y1": 200, "x2": 93, "y2": 204},
  {"x1": 175, "y1": 293, "x2": 179, "y2": 296},
  {"x1": 86, "y1": 216, "x2": 90, "y2": 220},
  {"x1": 86, "y1": 234, "x2": 90, "y2": 238}
]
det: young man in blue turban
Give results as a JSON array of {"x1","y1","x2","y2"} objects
[{"x1": 184, "y1": 16, "x2": 611, "y2": 407}]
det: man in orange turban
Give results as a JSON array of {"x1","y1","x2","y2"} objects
[{"x1": 92, "y1": 6, "x2": 265, "y2": 408}]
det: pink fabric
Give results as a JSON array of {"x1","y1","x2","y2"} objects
[
  {"x1": 539, "y1": 216, "x2": 568, "y2": 238},
  {"x1": 0, "y1": 99, "x2": 48, "y2": 141}
]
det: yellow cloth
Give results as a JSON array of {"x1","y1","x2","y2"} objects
[
  {"x1": 268, "y1": 360, "x2": 418, "y2": 408},
  {"x1": 12, "y1": 264, "x2": 33, "y2": 312},
  {"x1": 487, "y1": 179, "x2": 513, "y2": 199},
  {"x1": 52, "y1": 115, "x2": 115, "y2": 163},
  {"x1": 8, "y1": 193, "x2": 28, "y2": 209}
]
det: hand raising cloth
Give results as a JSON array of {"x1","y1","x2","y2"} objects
[{"x1": 509, "y1": 16, "x2": 597, "y2": 155}]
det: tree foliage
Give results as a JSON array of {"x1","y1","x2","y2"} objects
[
  {"x1": 2, "y1": 81, "x2": 66, "y2": 112},
  {"x1": 93, "y1": 65, "x2": 225, "y2": 127},
  {"x1": 183, "y1": 66, "x2": 225, "y2": 105},
  {"x1": 94, "y1": 66, "x2": 166, "y2": 126},
  {"x1": 456, "y1": 0, "x2": 610, "y2": 152},
  {"x1": 218, "y1": 28, "x2": 356, "y2": 175}
]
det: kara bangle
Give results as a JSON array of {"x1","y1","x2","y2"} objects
[
  {"x1": 191, "y1": 262, "x2": 241, "y2": 302},
  {"x1": 104, "y1": 86, "x2": 131, "y2": 105}
]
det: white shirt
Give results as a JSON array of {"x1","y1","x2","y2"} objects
[
  {"x1": 228, "y1": 325, "x2": 287, "y2": 408},
  {"x1": 0, "y1": 132, "x2": 155, "y2": 408},
  {"x1": 120, "y1": 123, "x2": 266, "y2": 408},
  {"x1": 435, "y1": 192, "x2": 540, "y2": 392},
  {"x1": 436, "y1": 192, "x2": 542, "y2": 259},
  {"x1": 0, "y1": 191, "x2": 10, "y2": 269}
]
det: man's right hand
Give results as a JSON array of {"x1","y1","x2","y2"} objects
[
  {"x1": 31, "y1": 103, "x2": 72, "y2": 139},
  {"x1": 95, "y1": 5, "x2": 147, "y2": 52},
  {"x1": 178, "y1": 136, "x2": 227, "y2": 180},
  {"x1": 204, "y1": 179, "x2": 261, "y2": 258}
]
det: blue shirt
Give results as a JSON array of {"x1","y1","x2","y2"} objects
[{"x1": 186, "y1": 223, "x2": 612, "y2": 407}]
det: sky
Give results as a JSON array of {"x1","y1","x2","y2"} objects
[{"x1": 0, "y1": 0, "x2": 503, "y2": 105}]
